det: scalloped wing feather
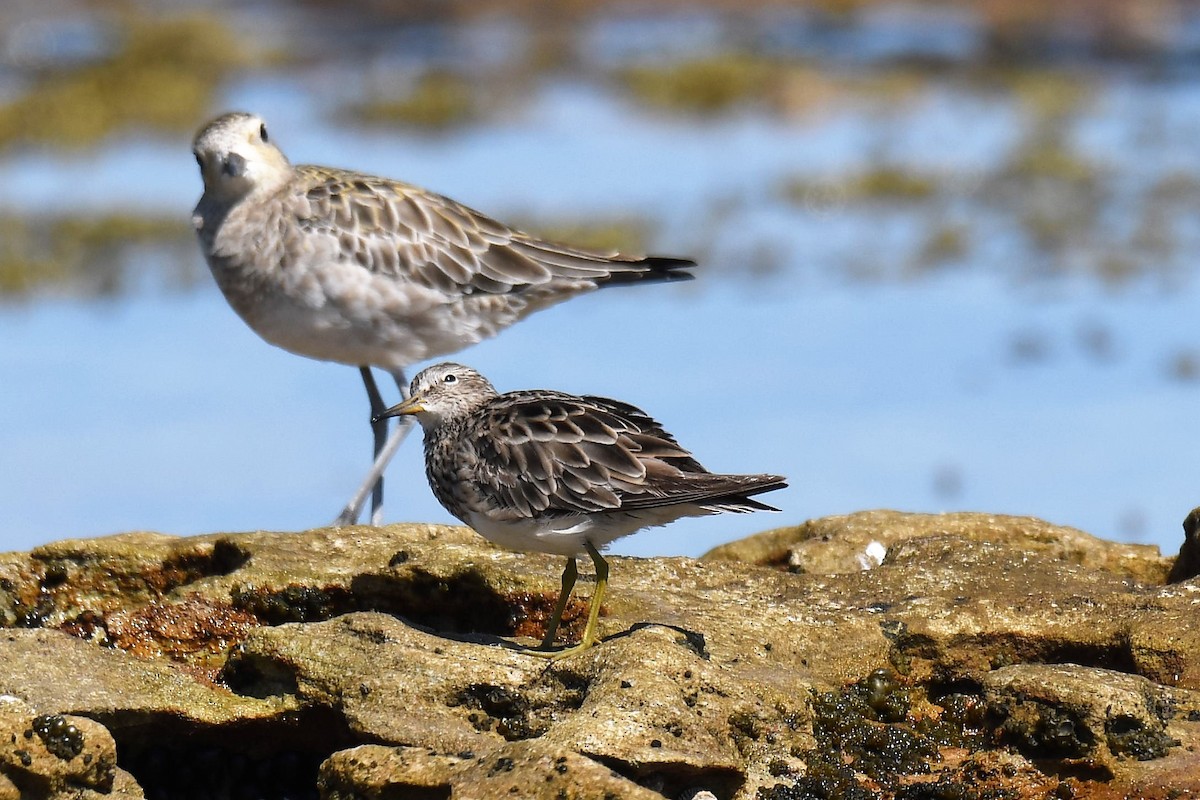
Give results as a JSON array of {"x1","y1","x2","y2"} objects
[
  {"x1": 286, "y1": 166, "x2": 671, "y2": 298},
  {"x1": 466, "y1": 392, "x2": 773, "y2": 518}
]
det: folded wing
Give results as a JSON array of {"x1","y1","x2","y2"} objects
[
  {"x1": 468, "y1": 392, "x2": 786, "y2": 519},
  {"x1": 289, "y1": 167, "x2": 694, "y2": 297}
]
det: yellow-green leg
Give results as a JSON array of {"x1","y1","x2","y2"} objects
[
  {"x1": 526, "y1": 542, "x2": 609, "y2": 660},
  {"x1": 540, "y1": 556, "x2": 577, "y2": 648}
]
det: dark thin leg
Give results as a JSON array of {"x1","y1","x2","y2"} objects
[
  {"x1": 361, "y1": 367, "x2": 387, "y2": 525},
  {"x1": 333, "y1": 368, "x2": 414, "y2": 526}
]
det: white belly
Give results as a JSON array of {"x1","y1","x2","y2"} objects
[
  {"x1": 463, "y1": 506, "x2": 704, "y2": 557},
  {"x1": 208, "y1": 250, "x2": 493, "y2": 370}
]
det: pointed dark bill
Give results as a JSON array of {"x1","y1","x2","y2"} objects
[{"x1": 373, "y1": 394, "x2": 425, "y2": 423}]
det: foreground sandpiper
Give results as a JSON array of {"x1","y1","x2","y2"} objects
[
  {"x1": 377, "y1": 362, "x2": 788, "y2": 659},
  {"x1": 191, "y1": 112, "x2": 694, "y2": 526}
]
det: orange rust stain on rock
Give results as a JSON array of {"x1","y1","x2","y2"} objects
[
  {"x1": 53, "y1": 594, "x2": 262, "y2": 686},
  {"x1": 103, "y1": 594, "x2": 260, "y2": 661},
  {"x1": 506, "y1": 591, "x2": 596, "y2": 643}
]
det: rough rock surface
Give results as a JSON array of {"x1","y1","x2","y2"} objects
[
  {"x1": 0, "y1": 510, "x2": 1197, "y2": 799},
  {"x1": 0, "y1": 695, "x2": 143, "y2": 799}
]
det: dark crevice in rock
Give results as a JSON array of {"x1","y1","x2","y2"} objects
[
  {"x1": 159, "y1": 539, "x2": 251, "y2": 590},
  {"x1": 349, "y1": 569, "x2": 522, "y2": 636},
  {"x1": 455, "y1": 683, "x2": 545, "y2": 741},
  {"x1": 111, "y1": 707, "x2": 360, "y2": 800},
  {"x1": 450, "y1": 671, "x2": 590, "y2": 741},
  {"x1": 326, "y1": 780, "x2": 450, "y2": 800},
  {"x1": 587, "y1": 752, "x2": 744, "y2": 800},
  {"x1": 1002, "y1": 639, "x2": 1139, "y2": 675},
  {"x1": 220, "y1": 647, "x2": 301, "y2": 699},
  {"x1": 1104, "y1": 714, "x2": 1180, "y2": 760},
  {"x1": 757, "y1": 780, "x2": 874, "y2": 800},
  {"x1": 1027, "y1": 759, "x2": 1115, "y2": 783},
  {"x1": 886, "y1": 630, "x2": 936, "y2": 675},
  {"x1": 894, "y1": 632, "x2": 1142, "y2": 679},
  {"x1": 926, "y1": 677, "x2": 984, "y2": 702},
  {"x1": 879, "y1": 618, "x2": 906, "y2": 641},
  {"x1": 226, "y1": 569, "x2": 524, "y2": 636},
  {"x1": 231, "y1": 583, "x2": 359, "y2": 625},
  {"x1": 992, "y1": 700, "x2": 1096, "y2": 759},
  {"x1": 229, "y1": 568, "x2": 521, "y2": 636}
]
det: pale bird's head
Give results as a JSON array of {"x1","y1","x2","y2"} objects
[
  {"x1": 192, "y1": 111, "x2": 291, "y2": 203},
  {"x1": 374, "y1": 363, "x2": 499, "y2": 431}
]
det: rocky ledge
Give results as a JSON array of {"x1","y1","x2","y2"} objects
[{"x1": 0, "y1": 510, "x2": 1198, "y2": 799}]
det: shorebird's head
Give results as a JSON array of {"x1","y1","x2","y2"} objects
[
  {"x1": 192, "y1": 111, "x2": 291, "y2": 202},
  {"x1": 375, "y1": 363, "x2": 498, "y2": 430}
]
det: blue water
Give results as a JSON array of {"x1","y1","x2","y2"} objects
[
  {"x1": 2, "y1": 268, "x2": 1196, "y2": 559},
  {"x1": 2, "y1": 52, "x2": 1199, "y2": 561}
]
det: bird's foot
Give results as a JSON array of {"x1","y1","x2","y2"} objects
[{"x1": 519, "y1": 638, "x2": 599, "y2": 661}]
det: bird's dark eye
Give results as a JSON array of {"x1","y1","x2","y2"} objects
[
  {"x1": 443, "y1": 374, "x2": 457, "y2": 384},
  {"x1": 259, "y1": 123, "x2": 268, "y2": 143}
]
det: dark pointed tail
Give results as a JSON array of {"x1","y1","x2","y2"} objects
[
  {"x1": 599, "y1": 255, "x2": 696, "y2": 287},
  {"x1": 708, "y1": 474, "x2": 789, "y2": 513}
]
